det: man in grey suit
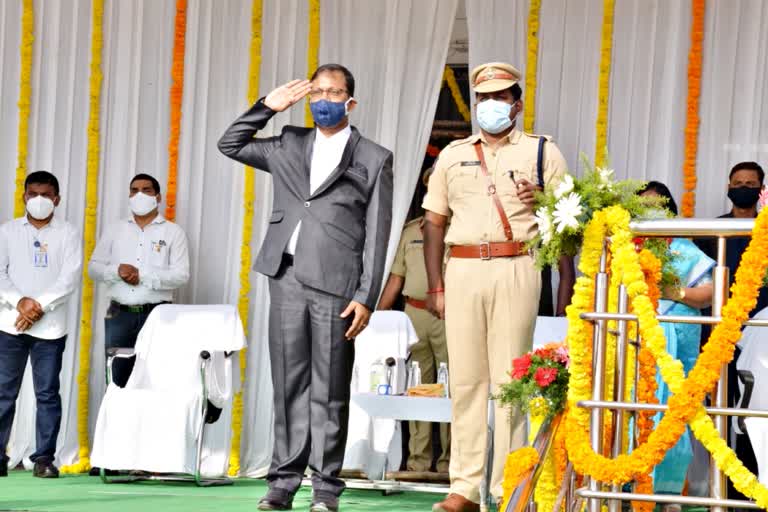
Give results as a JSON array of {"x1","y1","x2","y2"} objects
[{"x1": 218, "y1": 64, "x2": 393, "y2": 512}]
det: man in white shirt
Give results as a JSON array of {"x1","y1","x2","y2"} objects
[
  {"x1": 89, "y1": 174, "x2": 190, "y2": 388},
  {"x1": 0, "y1": 171, "x2": 83, "y2": 479}
]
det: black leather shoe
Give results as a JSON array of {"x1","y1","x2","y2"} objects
[
  {"x1": 257, "y1": 487, "x2": 294, "y2": 510},
  {"x1": 310, "y1": 491, "x2": 339, "y2": 512},
  {"x1": 33, "y1": 460, "x2": 59, "y2": 478},
  {"x1": 0, "y1": 460, "x2": 7, "y2": 477}
]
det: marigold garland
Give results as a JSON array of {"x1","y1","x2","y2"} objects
[
  {"x1": 164, "y1": 0, "x2": 187, "y2": 222},
  {"x1": 304, "y1": 0, "x2": 320, "y2": 127},
  {"x1": 594, "y1": 0, "x2": 615, "y2": 168},
  {"x1": 681, "y1": 0, "x2": 705, "y2": 217},
  {"x1": 227, "y1": 0, "x2": 263, "y2": 477},
  {"x1": 443, "y1": 66, "x2": 471, "y2": 124},
  {"x1": 501, "y1": 447, "x2": 540, "y2": 508},
  {"x1": 13, "y1": 0, "x2": 34, "y2": 218},
  {"x1": 564, "y1": 205, "x2": 768, "y2": 509},
  {"x1": 60, "y1": 0, "x2": 105, "y2": 474},
  {"x1": 523, "y1": 0, "x2": 541, "y2": 133},
  {"x1": 633, "y1": 249, "x2": 661, "y2": 512}
]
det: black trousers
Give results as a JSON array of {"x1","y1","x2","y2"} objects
[{"x1": 266, "y1": 260, "x2": 355, "y2": 497}]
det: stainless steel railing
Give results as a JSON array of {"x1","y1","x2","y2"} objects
[{"x1": 503, "y1": 218, "x2": 765, "y2": 512}]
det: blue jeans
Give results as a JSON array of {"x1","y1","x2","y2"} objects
[
  {"x1": 104, "y1": 303, "x2": 156, "y2": 387},
  {"x1": 0, "y1": 330, "x2": 66, "y2": 465}
]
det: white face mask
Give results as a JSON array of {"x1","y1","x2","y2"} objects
[
  {"x1": 129, "y1": 192, "x2": 158, "y2": 216},
  {"x1": 26, "y1": 196, "x2": 55, "y2": 220}
]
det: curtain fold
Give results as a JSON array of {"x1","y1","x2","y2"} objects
[{"x1": 320, "y1": 0, "x2": 458, "y2": 278}]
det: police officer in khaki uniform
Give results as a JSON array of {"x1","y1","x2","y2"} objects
[
  {"x1": 422, "y1": 62, "x2": 567, "y2": 512},
  {"x1": 379, "y1": 168, "x2": 450, "y2": 475}
]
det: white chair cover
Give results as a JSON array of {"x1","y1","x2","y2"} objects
[{"x1": 91, "y1": 305, "x2": 246, "y2": 475}]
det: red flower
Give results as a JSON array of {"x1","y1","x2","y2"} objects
[
  {"x1": 511, "y1": 354, "x2": 533, "y2": 379},
  {"x1": 534, "y1": 367, "x2": 559, "y2": 387}
]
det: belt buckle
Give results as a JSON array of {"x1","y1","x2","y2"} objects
[
  {"x1": 479, "y1": 242, "x2": 492, "y2": 260},
  {"x1": 128, "y1": 305, "x2": 143, "y2": 313}
]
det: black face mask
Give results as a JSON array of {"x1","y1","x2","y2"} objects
[{"x1": 727, "y1": 186, "x2": 761, "y2": 209}]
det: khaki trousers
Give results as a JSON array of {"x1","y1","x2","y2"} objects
[
  {"x1": 404, "y1": 304, "x2": 451, "y2": 472},
  {"x1": 444, "y1": 256, "x2": 540, "y2": 502}
]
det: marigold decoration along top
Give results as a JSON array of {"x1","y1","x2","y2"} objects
[
  {"x1": 229, "y1": 0, "x2": 263, "y2": 477},
  {"x1": 164, "y1": 0, "x2": 188, "y2": 222},
  {"x1": 14, "y1": 0, "x2": 34, "y2": 217},
  {"x1": 60, "y1": 0, "x2": 105, "y2": 474},
  {"x1": 563, "y1": 204, "x2": 768, "y2": 508},
  {"x1": 681, "y1": 0, "x2": 706, "y2": 217},
  {"x1": 304, "y1": 0, "x2": 320, "y2": 127},
  {"x1": 594, "y1": 0, "x2": 615, "y2": 168},
  {"x1": 523, "y1": 0, "x2": 542, "y2": 133}
]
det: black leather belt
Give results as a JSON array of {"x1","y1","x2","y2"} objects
[{"x1": 112, "y1": 301, "x2": 170, "y2": 314}]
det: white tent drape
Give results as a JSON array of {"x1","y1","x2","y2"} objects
[
  {"x1": 697, "y1": 0, "x2": 768, "y2": 217},
  {"x1": 320, "y1": 0, "x2": 458, "y2": 273},
  {"x1": 1, "y1": 0, "x2": 455, "y2": 476},
  {"x1": 467, "y1": 0, "x2": 768, "y2": 218},
  {"x1": 4, "y1": 0, "x2": 768, "y2": 478}
]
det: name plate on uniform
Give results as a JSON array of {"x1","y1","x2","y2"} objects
[{"x1": 460, "y1": 160, "x2": 480, "y2": 166}]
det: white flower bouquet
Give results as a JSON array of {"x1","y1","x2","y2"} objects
[{"x1": 530, "y1": 157, "x2": 657, "y2": 268}]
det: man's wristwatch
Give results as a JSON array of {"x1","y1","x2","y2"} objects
[{"x1": 677, "y1": 288, "x2": 686, "y2": 301}]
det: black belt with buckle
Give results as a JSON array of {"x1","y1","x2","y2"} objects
[{"x1": 112, "y1": 301, "x2": 170, "y2": 314}]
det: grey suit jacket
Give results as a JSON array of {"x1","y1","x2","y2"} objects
[{"x1": 218, "y1": 100, "x2": 393, "y2": 310}]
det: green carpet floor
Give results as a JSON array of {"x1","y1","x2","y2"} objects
[{"x1": 0, "y1": 472, "x2": 440, "y2": 511}]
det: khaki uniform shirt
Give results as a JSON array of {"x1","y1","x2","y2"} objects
[
  {"x1": 390, "y1": 218, "x2": 429, "y2": 301},
  {"x1": 422, "y1": 128, "x2": 567, "y2": 245}
]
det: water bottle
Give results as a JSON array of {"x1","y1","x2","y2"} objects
[
  {"x1": 370, "y1": 360, "x2": 384, "y2": 392},
  {"x1": 437, "y1": 362, "x2": 450, "y2": 398},
  {"x1": 408, "y1": 361, "x2": 422, "y2": 388}
]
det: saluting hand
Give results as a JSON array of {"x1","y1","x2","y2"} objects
[
  {"x1": 341, "y1": 301, "x2": 371, "y2": 340},
  {"x1": 515, "y1": 178, "x2": 541, "y2": 207},
  {"x1": 264, "y1": 79, "x2": 312, "y2": 112}
]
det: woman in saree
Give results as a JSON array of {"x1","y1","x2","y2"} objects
[{"x1": 638, "y1": 181, "x2": 715, "y2": 497}]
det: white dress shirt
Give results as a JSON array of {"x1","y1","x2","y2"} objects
[
  {"x1": 88, "y1": 215, "x2": 190, "y2": 306},
  {"x1": 0, "y1": 215, "x2": 83, "y2": 340},
  {"x1": 286, "y1": 125, "x2": 352, "y2": 255}
]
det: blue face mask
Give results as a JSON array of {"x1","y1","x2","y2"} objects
[
  {"x1": 310, "y1": 98, "x2": 351, "y2": 128},
  {"x1": 476, "y1": 99, "x2": 514, "y2": 134}
]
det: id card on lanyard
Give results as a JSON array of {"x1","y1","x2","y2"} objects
[{"x1": 33, "y1": 240, "x2": 49, "y2": 268}]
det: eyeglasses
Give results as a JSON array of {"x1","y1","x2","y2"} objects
[{"x1": 309, "y1": 87, "x2": 349, "y2": 101}]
